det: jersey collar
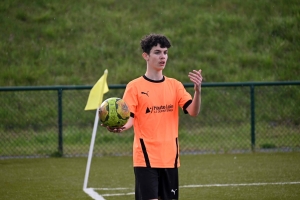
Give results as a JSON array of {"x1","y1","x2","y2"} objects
[{"x1": 143, "y1": 75, "x2": 165, "y2": 83}]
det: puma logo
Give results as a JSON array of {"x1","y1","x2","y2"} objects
[
  {"x1": 171, "y1": 189, "x2": 177, "y2": 195},
  {"x1": 141, "y1": 91, "x2": 149, "y2": 97}
]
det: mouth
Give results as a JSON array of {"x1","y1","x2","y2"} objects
[{"x1": 159, "y1": 61, "x2": 165, "y2": 66}]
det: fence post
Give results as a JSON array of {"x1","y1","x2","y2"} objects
[
  {"x1": 58, "y1": 88, "x2": 63, "y2": 156},
  {"x1": 250, "y1": 85, "x2": 255, "y2": 152}
]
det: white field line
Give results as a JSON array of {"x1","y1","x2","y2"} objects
[
  {"x1": 102, "y1": 192, "x2": 135, "y2": 197},
  {"x1": 95, "y1": 187, "x2": 132, "y2": 190},
  {"x1": 83, "y1": 188, "x2": 105, "y2": 200},
  {"x1": 180, "y1": 181, "x2": 300, "y2": 188},
  {"x1": 93, "y1": 181, "x2": 300, "y2": 197}
]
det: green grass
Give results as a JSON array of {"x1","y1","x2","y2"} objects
[
  {"x1": 0, "y1": 0, "x2": 299, "y2": 86},
  {"x1": 1, "y1": 153, "x2": 300, "y2": 200}
]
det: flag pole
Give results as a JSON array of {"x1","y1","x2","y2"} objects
[
  {"x1": 83, "y1": 107, "x2": 100, "y2": 190},
  {"x1": 83, "y1": 107, "x2": 106, "y2": 200}
]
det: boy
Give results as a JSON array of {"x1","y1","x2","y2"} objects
[{"x1": 107, "y1": 33, "x2": 202, "y2": 199}]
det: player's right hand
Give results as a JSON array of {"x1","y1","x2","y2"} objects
[{"x1": 101, "y1": 124, "x2": 125, "y2": 133}]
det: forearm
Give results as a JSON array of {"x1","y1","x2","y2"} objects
[
  {"x1": 186, "y1": 90, "x2": 201, "y2": 117},
  {"x1": 121, "y1": 117, "x2": 134, "y2": 132},
  {"x1": 186, "y1": 69, "x2": 202, "y2": 116}
]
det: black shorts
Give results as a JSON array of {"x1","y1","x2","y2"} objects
[{"x1": 134, "y1": 167, "x2": 179, "y2": 200}]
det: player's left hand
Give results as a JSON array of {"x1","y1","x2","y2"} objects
[{"x1": 188, "y1": 69, "x2": 202, "y2": 93}]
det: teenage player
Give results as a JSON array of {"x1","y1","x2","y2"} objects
[{"x1": 106, "y1": 33, "x2": 202, "y2": 200}]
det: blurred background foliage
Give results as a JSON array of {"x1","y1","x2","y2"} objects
[{"x1": 0, "y1": 0, "x2": 299, "y2": 86}]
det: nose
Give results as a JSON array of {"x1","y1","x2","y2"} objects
[{"x1": 160, "y1": 53, "x2": 166, "y2": 59}]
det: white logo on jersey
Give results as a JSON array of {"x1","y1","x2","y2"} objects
[{"x1": 171, "y1": 189, "x2": 177, "y2": 195}]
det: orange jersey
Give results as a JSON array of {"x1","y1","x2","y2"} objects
[{"x1": 123, "y1": 75, "x2": 192, "y2": 168}]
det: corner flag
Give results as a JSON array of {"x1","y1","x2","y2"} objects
[
  {"x1": 84, "y1": 69, "x2": 109, "y2": 111},
  {"x1": 83, "y1": 70, "x2": 109, "y2": 200}
]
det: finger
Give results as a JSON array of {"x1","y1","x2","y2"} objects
[
  {"x1": 189, "y1": 69, "x2": 203, "y2": 79},
  {"x1": 188, "y1": 73, "x2": 202, "y2": 82},
  {"x1": 190, "y1": 78, "x2": 201, "y2": 86},
  {"x1": 189, "y1": 70, "x2": 202, "y2": 78},
  {"x1": 189, "y1": 75, "x2": 203, "y2": 86},
  {"x1": 111, "y1": 127, "x2": 125, "y2": 133},
  {"x1": 189, "y1": 70, "x2": 200, "y2": 76},
  {"x1": 113, "y1": 129, "x2": 119, "y2": 133}
]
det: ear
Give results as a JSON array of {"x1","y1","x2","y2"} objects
[{"x1": 142, "y1": 52, "x2": 149, "y2": 61}]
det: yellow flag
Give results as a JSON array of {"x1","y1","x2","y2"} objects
[{"x1": 84, "y1": 69, "x2": 109, "y2": 110}]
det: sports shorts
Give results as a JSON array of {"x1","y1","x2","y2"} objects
[{"x1": 134, "y1": 167, "x2": 179, "y2": 200}]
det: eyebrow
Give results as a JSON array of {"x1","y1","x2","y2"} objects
[{"x1": 153, "y1": 49, "x2": 168, "y2": 53}]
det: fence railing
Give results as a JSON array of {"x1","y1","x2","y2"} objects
[{"x1": 0, "y1": 81, "x2": 299, "y2": 158}]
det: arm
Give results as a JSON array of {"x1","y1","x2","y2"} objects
[
  {"x1": 186, "y1": 70, "x2": 203, "y2": 117},
  {"x1": 120, "y1": 117, "x2": 134, "y2": 132}
]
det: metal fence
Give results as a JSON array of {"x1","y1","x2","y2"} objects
[{"x1": 0, "y1": 81, "x2": 300, "y2": 158}]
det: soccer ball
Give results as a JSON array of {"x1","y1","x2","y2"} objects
[{"x1": 99, "y1": 97, "x2": 130, "y2": 128}]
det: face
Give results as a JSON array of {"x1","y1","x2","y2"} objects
[{"x1": 143, "y1": 44, "x2": 168, "y2": 71}]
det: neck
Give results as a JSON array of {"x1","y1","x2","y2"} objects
[
  {"x1": 145, "y1": 63, "x2": 164, "y2": 80},
  {"x1": 145, "y1": 70, "x2": 163, "y2": 81}
]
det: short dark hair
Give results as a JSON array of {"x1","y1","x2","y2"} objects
[{"x1": 140, "y1": 34, "x2": 171, "y2": 54}]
